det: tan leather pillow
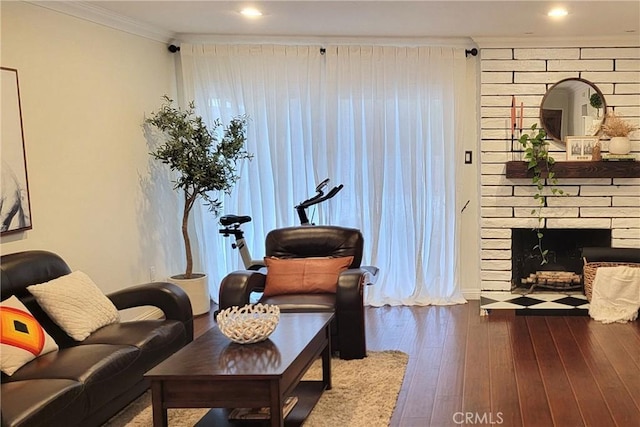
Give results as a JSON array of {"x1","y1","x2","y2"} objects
[{"x1": 263, "y1": 256, "x2": 354, "y2": 297}]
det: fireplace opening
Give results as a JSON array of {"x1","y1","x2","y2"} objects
[{"x1": 511, "y1": 228, "x2": 611, "y2": 293}]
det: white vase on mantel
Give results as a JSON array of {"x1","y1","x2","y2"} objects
[{"x1": 608, "y1": 136, "x2": 631, "y2": 155}]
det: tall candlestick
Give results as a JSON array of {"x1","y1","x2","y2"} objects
[
  {"x1": 519, "y1": 101, "x2": 524, "y2": 132},
  {"x1": 510, "y1": 96, "x2": 516, "y2": 157},
  {"x1": 510, "y1": 96, "x2": 516, "y2": 133}
]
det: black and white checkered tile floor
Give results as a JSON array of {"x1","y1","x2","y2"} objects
[{"x1": 480, "y1": 291, "x2": 589, "y2": 315}]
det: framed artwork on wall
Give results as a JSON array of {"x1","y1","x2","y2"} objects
[
  {"x1": 566, "y1": 136, "x2": 599, "y2": 162},
  {"x1": 1, "y1": 67, "x2": 32, "y2": 235}
]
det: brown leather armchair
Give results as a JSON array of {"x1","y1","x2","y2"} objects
[{"x1": 218, "y1": 225, "x2": 375, "y2": 359}]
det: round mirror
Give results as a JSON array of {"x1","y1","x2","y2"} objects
[{"x1": 539, "y1": 78, "x2": 606, "y2": 144}]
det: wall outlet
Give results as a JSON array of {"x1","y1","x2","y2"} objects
[{"x1": 149, "y1": 266, "x2": 156, "y2": 282}]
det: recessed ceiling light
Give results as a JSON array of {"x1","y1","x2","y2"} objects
[
  {"x1": 548, "y1": 8, "x2": 568, "y2": 18},
  {"x1": 241, "y1": 7, "x2": 263, "y2": 18}
]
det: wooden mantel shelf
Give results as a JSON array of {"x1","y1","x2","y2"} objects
[{"x1": 505, "y1": 161, "x2": 640, "y2": 179}]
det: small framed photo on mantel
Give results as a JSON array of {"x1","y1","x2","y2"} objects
[{"x1": 566, "y1": 136, "x2": 600, "y2": 161}]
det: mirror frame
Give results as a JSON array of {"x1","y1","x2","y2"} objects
[{"x1": 539, "y1": 77, "x2": 606, "y2": 144}]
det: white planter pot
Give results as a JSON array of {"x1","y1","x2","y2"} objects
[
  {"x1": 608, "y1": 136, "x2": 631, "y2": 155},
  {"x1": 169, "y1": 273, "x2": 210, "y2": 315}
]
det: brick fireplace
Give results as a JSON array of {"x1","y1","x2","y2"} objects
[{"x1": 479, "y1": 45, "x2": 640, "y2": 293}]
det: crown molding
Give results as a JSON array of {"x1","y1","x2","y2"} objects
[
  {"x1": 473, "y1": 35, "x2": 640, "y2": 49},
  {"x1": 27, "y1": 1, "x2": 176, "y2": 43}
]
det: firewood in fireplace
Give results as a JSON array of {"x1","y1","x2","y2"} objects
[{"x1": 521, "y1": 271, "x2": 582, "y2": 286}]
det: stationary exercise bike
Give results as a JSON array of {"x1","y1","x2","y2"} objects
[{"x1": 219, "y1": 178, "x2": 344, "y2": 270}]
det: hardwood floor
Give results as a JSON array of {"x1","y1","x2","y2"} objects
[{"x1": 194, "y1": 301, "x2": 640, "y2": 426}]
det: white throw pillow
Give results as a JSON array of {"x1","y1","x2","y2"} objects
[
  {"x1": 27, "y1": 271, "x2": 120, "y2": 341},
  {"x1": 0, "y1": 296, "x2": 59, "y2": 376}
]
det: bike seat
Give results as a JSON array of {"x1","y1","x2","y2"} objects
[{"x1": 220, "y1": 215, "x2": 252, "y2": 226}]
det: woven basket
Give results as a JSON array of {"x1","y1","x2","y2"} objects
[{"x1": 583, "y1": 262, "x2": 640, "y2": 301}]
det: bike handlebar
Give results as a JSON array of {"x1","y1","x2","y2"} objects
[
  {"x1": 326, "y1": 184, "x2": 343, "y2": 199},
  {"x1": 295, "y1": 179, "x2": 343, "y2": 225},
  {"x1": 315, "y1": 178, "x2": 330, "y2": 193},
  {"x1": 296, "y1": 184, "x2": 343, "y2": 209}
]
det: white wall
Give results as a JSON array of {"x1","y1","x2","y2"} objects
[
  {"x1": 1, "y1": 2, "x2": 183, "y2": 303},
  {"x1": 459, "y1": 55, "x2": 481, "y2": 299}
]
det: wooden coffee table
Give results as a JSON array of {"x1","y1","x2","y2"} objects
[{"x1": 145, "y1": 312, "x2": 333, "y2": 427}]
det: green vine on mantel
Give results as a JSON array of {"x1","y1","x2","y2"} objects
[{"x1": 518, "y1": 124, "x2": 565, "y2": 265}]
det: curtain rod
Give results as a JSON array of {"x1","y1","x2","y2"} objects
[
  {"x1": 169, "y1": 44, "x2": 478, "y2": 57},
  {"x1": 320, "y1": 47, "x2": 478, "y2": 56}
]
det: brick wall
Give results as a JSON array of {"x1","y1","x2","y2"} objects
[{"x1": 480, "y1": 46, "x2": 640, "y2": 291}]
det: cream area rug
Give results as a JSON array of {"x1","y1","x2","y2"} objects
[{"x1": 104, "y1": 350, "x2": 408, "y2": 427}]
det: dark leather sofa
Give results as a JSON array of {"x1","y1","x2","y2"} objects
[
  {"x1": 218, "y1": 225, "x2": 375, "y2": 360},
  {"x1": 1, "y1": 250, "x2": 194, "y2": 427}
]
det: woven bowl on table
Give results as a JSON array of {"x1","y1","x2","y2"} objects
[{"x1": 217, "y1": 303, "x2": 280, "y2": 344}]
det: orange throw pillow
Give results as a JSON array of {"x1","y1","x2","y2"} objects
[
  {"x1": 263, "y1": 256, "x2": 354, "y2": 297},
  {"x1": 1, "y1": 296, "x2": 59, "y2": 376}
]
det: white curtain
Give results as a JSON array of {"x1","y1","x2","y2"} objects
[{"x1": 180, "y1": 43, "x2": 467, "y2": 306}]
